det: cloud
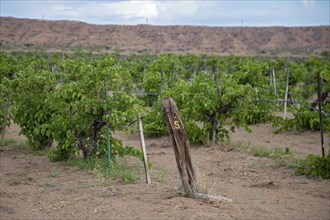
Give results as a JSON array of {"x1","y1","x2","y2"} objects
[
  {"x1": 1, "y1": 0, "x2": 329, "y2": 26},
  {"x1": 79, "y1": 1, "x2": 158, "y2": 20},
  {"x1": 301, "y1": 0, "x2": 316, "y2": 8}
]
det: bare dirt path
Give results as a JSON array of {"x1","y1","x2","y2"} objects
[{"x1": 1, "y1": 123, "x2": 329, "y2": 220}]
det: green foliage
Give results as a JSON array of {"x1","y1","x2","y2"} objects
[
  {"x1": 296, "y1": 153, "x2": 330, "y2": 179},
  {"x1": 8, "y1": 53, "x2": 145, "y2": 163},
  {"x1": 161, "y1": 72, "x2": 254, "y2": 144},
  {"x1": 273, "y1": 105, "x2": 330, "y2": 132},
  {"x1": 11, "y1": 66, "x2": 56, "y2": 150},
  {"x1": 142, "y1": 105, "x2": 167, "y2": 137},
  {"x1": 3, "y1": 51, "x2": 329, "y2": 160},
  {"x1": 0, "y1": 52, "x2": 20, "y2": 133}
]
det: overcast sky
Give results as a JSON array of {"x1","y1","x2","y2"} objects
[{"x1": 1, "y1": 0, "x2": 329, "y2": 26}]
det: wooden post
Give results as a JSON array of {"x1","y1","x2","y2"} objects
[
  {"x1": 104, "y1": 78, "x2": 111, "y2": 162},
  {"x1": 1, "y1": 92, "x2": 10, "y2": 140},
  {"x1": 211, "y1": 65, "x2": 219, "y2": 144},
  {"x1": 193, "y1": 65, "x2": 196, "y2": 79},
  {"x1": 137, "y1": 113, "x2": 151, "y2": 184},
  {"x1": 160, "y1": 97, "x2": 198, "y2": 197},
  {"x1": 171, "y1": 62, "x2": 175, "y2": 90},
  {"x1": 160, "y1": 97, "x2": 232, "y2": 203},
  {"x1": 317, "y1": 73, "x2": 325, "y2": 157},
  {"x1": 160, "y1": 66, "x2": 164, "y2": 95},
  {"x1": 143, "y1": 62, "x2": 147, "y2": 79},
  {"x1": 284, "y1": 67, "x2": 289, "y2": 119},
  {"x1": 272, "y1": 67, "x2": 277, "y2": 97}
]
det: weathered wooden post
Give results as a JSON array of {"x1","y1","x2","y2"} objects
[
  {"x1": 160, "y1": 97, "x2": 198, "y2": 197},
  {"x1": 317, "y1": 73, "x2": 325, "y2": 157},
  {"x1": 160, "y1": 97, "x2": 232, "y2": 203}
]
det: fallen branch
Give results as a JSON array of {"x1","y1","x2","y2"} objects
[
  {"x1": 31, "y1": 196, "x2": 91, "y2": 212},
  {"x1": 194, "y1": 193, "x2": 233, "y2": 203}
]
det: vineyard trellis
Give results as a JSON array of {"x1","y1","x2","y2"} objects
[{"x1": 1, "y1": 51, "x2": 329, "y2": 161}]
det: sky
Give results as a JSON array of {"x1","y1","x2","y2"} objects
[{"x1": 1, "y1": 0, "x2": 329, "y2": 27}]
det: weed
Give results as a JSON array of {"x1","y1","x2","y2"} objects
[
  {"x1": 32, "y1": 149, "x2": 49, "y2": 157},
  {"x1": 247, "y1": 162, "x2": 258, "y2": 169},
  {"x1": 195, "y1": 165, "x2": 213, "y2": 194},
  {"x1": 15, "y1": 141, "x2": 29, "y2": 149},
  {"x1": 250, "y1": 146, "x2": 289, "y2": 159},
  {"x1": 0, "y1": 138, "x2": 29, "y2": 149},
  {"x1": 272, "y1": 148, "x2": 288, "y2": 158},
  {"x1": 64, "y1": 157, "x2": 139, "y2": 184},
  {"x1": 50, "y1": 171, "x2": 59, "y2": 178},
  {"x1": 286, "y1": 161, "x2": 302, "y2": 169},
  {"x1": 16, "y1": 170, "x2": 27, "y2": 177},
  {"x1": 0, "y1": 138, "x2": 17, "y2": 147},
  {"x1": 271, "y1": 158, "x2": 288, "y2": 168},
  {"x1": 105, "y1": 160, "x2": 138, "y2": 184},
  {"x1": 10, "y1": 179, "x2": 22, "y2": 186},
  {"x1": 231, "y1": 140, "x2": 252, "y2": 150},
  {"x1": 154, "y1": 168, "x2": 167, "y2": 183},
  {"x1": 64, "y1": 157, "x2": 95, "y2": 170},
  {"x1": 250, "y1": 147, "x2": 273, "y2": 157},
  {"x1": 44, "y1": 181, "x2": 60, "y2": 189},
  {"x1": 65, "y1": 188, "x2": 75, "y2": 194}
]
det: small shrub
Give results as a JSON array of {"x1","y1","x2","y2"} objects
[
  {"x1": 250, "y1": 147, "x2": 273, "y2": 157},
  {"x1": 93, "y1": 158, "x2": 138, "y2": 184},
  {"x1": 295, "y1": 153, "x2": 330, "y2": 179},
  {"x1": 50, "y1": 171, "x2": 59, "y2": 178},
  {"x1": 16, "y1": 170, "x2": 27, "y2": 177},
  {"x1": 250, "y1": 146, "x2": 288, "y2": 159}
]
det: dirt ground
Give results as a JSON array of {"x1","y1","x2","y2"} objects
[{"x1": 1, "y1": 123, "x2": 329, "y2": 220}]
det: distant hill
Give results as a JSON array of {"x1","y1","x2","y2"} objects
[{"x1": 0, "y1": 16, "x2": 329, "y2": 56}]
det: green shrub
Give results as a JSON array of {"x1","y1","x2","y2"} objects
[{"x1": 296, "y1": 153, "x2": 330, "y2": 179}]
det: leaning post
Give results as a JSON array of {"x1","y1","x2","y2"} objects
[{"x1": 160, "y1": 97, "x2": 232, "y2": 203}]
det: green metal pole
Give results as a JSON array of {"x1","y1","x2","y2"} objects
[{"x1": 106, "y1": 122, "x2": 111, "y2": 161}]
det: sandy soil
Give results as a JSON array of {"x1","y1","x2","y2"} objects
[{"x1": 1, "y1": 123, "x2": 329, "y2": 220}]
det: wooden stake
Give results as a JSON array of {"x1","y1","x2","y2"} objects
[
  {"x1": 104, "y1": 78, "x2": 111, "y2": 162},
  {"x1": 317, "y1": 73, "x2": 325, "y2": 157},
  {"x1": 160, "y1": 97, "x2": 232, "y2": 203},
  {"x1": 284, "y1": 67, "x2": 289, "y2": 119},
  {"x1": 137, "y1": 113, "x2": 151, "y2": 184},
  {"x1": 160, "y1": 97, "x2": 198, "y2": 197},
  {"x1": 212, "y1": 65, "x2": 219, "y2": 144},
  {"x1": 272, "y1": 67, "x2": 277, "y2": 97}
]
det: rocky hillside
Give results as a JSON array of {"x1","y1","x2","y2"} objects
[{"x1": 0, "y1": 16, "x2": 329, "y2": 56}]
